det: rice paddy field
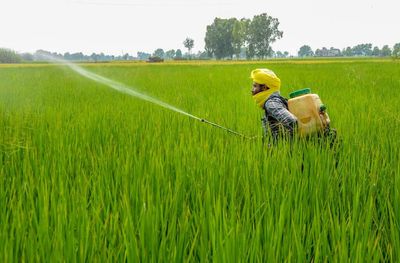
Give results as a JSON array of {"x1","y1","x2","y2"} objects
[{"x1": 1, "y1": 59, "x2": 399, "y2": 262}]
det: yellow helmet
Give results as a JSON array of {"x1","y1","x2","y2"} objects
[{"x1": 250, "y1": 68, "x2": 281, "y2": 90}]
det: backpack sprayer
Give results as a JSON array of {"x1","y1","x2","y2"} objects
[{"x1": 288, "y1": 88, "x2": 332, "y2": 137}]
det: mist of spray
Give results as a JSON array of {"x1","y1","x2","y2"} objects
[
  {"x1": 48, "y1": 57, "x2": 202, "y2": 121},
  {"x1": 44, "y1": 56, "x2": 253, "y2": 139}
]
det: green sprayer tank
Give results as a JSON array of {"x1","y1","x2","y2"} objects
[{"x1": 288, "y1": 88, "x2": 330, "y2": 137}]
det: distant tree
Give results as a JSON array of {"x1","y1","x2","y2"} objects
[
  {"x1": 98, "y1": 53, "x2": 107, "y2": 61},
  {"x1": 122, "y1": 53, "x2": 130, "y2": 60},
  {"x1": 372, "y1": 46, "x2": 380, "y2": 56},
  {"x1": 269, "y1": 50, "x2": 276, "y2": 58},
  {"x1": 90, "y1": 53, "x2": 99, "y2": 62},
  {"x1": 153, "y1": 48, "x2": 165, "y2": 59},
  {"x1": 183, "y1": 37, "x2": 194, "y2": 58},
  {"x1": 275, "y1": 51, "x2": 289, "y2": 58},
  {"x1": 197, "y1": 51, "x2": 210, "y2": 60},
  {"x1": 329, "y1": 47, "x2": 341, "y2": 56},
  {"x1": 275, "y1": 51, "x2": 283, "y2": 58},
  {"x1": 175, "y1": 49, "x2": 183, "y2": 59},
  {"x1": 247, "y1": 13, "x2": 283, "y2": 59},
  {"x1": 137, "y1": 52, "x2": 151, "y2": 60},
  {"x1": 64, "y1": 52, "x2": 72, "y2": 60},
  {"x1": 239, "y1": 47, "x2": 247, "y2": 59},
  {"x1": 351, "y1": 45, "x2": 362, "y2": 56},
  {"x1": 20, "y1": 52, "x2": 34, "y2": 61},
  {"x1": 205, "y1": 13, "x2": 283, "y2": 60},
  {"x1": 380, "y1": 45, "x2": 392, "y2": 57},
  {"x1": 365, "y1": 44, "x2": 373, "y2": 56},
  {"x1": 246, "y1": 43, "x2": 255, "y2": 59},
  {"x1": 298, "y1": 45, "x2": 314, "y2": 57},
  {"x1": 283, "y1": 51, "x2": 289, "y2": 58},
  {"x1": 71, "y1": 52, "x2": 85, "y2": 61},
  {"x1": 34, "y1": 49, "x2": 53, "y2": 60},
  {"x1": 315, "y1": 48, "x2": 325, "y2": 57},
  {"x1": 393, "y1": 43, "x2": 400, "y2": 58},
  {"x1": 164, "y1": 49, "x2": 176, "y2": 60},
  {"x1": 232, "y1": 18, "x2": 249, "y2": 59},
  {"x1": 342, "y1": 47, "x2": 353, "y2": 56},
  {"x1": 0, "y1": 48, "x2": 22, "y2": 63},
  {"x1": 205, "y1": 18, "x2": 236, "y2": 59},
  {"x1": 352, "y1": 43, "x2": 372, "y2": 56}
]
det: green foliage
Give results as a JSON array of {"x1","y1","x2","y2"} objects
[
  {"x1": 275, "y1": 51, "x2": 290, "y2": 58},
  {"x1": 392, "y1": 43, "x2": 400, "y2": 58},
  {"x1": 232, "y1": 19, "x2": 250, "y2": 59},
  {"x1": 34, "y1": 50, "x2": 134, "y2": 62},
  {"x1": 137, "y1": 51, "x2": 151, "y2": 60},
  {"x1": 372, "y1": 46, "x2": 380, "y2": 56},
  {"x1": 153, "y1": 48, "x2": 165, "y2": 58},
  {"x1": 246, "y1": 43, "x2": 255, "y2": 59},
  {"x1": 340, "y1": 44, "x2": 393, "y2": 58},
  {"x1": 351, "y1": 43, "x2": 373, "y2": 56},
  {"x1": 246, "y1": 13, "x2": 283, "y2": 59},
  {"x1": 175, "y1": 49, "x2": 183, "y2": 59},
  {"x1": 0, "y1": 48, "x2": 22, "y2": 63},
  {"x1": 205, "y1": 14, "x2": 282, "y2": 60},
  {"x1": 164, "y1": 49, "x2": 176, "y2": 60},
  {"x1": 20, "y1": 53, "x2": 34, "y2": 61},
  {"x1": 380, "y1": 45, "x2": 392, "y2": 57},
  {"x1": 205, "y1": 18, "x2": 237, "y2": 59},
  {"x1": 1, "y1": 60, "x2": 399, "y2": 261},
  {"x1": 183, "y1": 37, "x2": 194, "y2": 57},
  {"x1": 342, "y1": 46, "x2": 353, "y2": 56},
  {"x1": 298, "y1": 45, "x2": 314, "y2": 57}
]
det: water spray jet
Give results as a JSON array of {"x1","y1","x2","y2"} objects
[{"x1": 44, "y1": 55, "x2": 255, "y2": 139}]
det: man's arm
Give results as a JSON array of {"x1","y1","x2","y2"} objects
[{"x1": 265, "y1": 97, "x2": 298, "y2": 133}]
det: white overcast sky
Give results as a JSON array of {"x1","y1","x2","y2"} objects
[{"x1": 1, "y1": 0, "x2": 399, "y2": 56}]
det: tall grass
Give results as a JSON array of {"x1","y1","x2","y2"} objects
[{"x1": 0, "y1": 60, "x2": 399, "y2": 261}]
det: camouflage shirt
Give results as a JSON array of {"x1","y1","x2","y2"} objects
[{"x1": 262, "y1": 92, "x2": 298, "y2": 140}]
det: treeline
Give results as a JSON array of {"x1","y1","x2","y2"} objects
[
  {"x1": 298, "y1": 43, "x2": 400, "y2": 58},
  {"x1": 2, "y1": 43, "x2": 400, "y2": 64},
  {"x1": 0, "y1": 48, "x2": 198, "y2": 63},
  {"x1": 137, "y1": 48, "x2": 193, "y2": 60},
  {"x1": 0, "y1": 48, "x2": 138, "y2": 63},
  {"x1": 23, "y1": 49, "x2": 135, "y2": 62}
]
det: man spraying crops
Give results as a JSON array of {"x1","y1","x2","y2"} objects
[
  {"x1": 251, "y1": 68, "x2": 338, "y2": 147},
  {"x1": 251, "y1": 68, "x2": 298, "y2": 141}
]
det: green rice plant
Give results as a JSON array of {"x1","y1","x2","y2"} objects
[{"x1": 0, "y1": 59, "x2": 399, "y2": 262}]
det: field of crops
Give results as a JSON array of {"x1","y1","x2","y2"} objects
[{"x1": 1, "y1": 59, "x2": 399, "y2": 261}]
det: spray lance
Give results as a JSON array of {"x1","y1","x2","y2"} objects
[
  {"x1": 198, "y1": 118, "x2": 256, "y2": 140},
  {"x1": 44, "y1": 56, "x2": 256, "y2": 140}
]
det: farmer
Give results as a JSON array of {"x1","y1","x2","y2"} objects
[{"x1": 251, "y1": 68, "x2": 298, "y2": 141}]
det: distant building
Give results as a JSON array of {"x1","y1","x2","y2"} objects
[
  {"x1": 315, "y1": 47, "x2": 341, "y2": 57},
  {"x1": 328, "y1": 48, "x2": 341, "y2": 56}
]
